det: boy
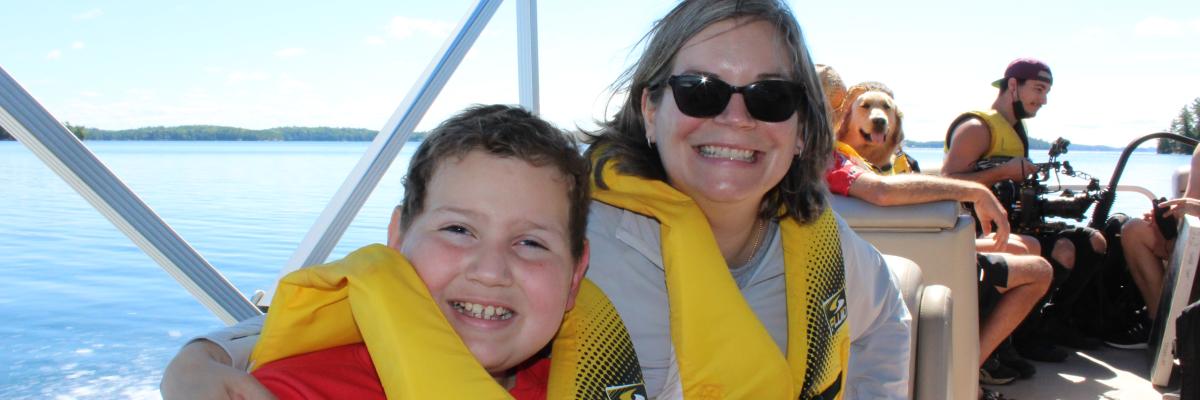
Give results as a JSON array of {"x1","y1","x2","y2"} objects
[{"x1": 246, "y1": 105, "x2": 642, "y2": 399}]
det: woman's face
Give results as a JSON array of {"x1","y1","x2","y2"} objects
[{"x1": 643, "y1": 18, "x2": 801, "y2": 212}]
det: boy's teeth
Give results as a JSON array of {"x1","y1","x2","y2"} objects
[
  {"x1": 452, "y1": 301, "x2": 513, "y2": 321},
  {"x1": 698, "y1": 145, "x2": 755, "y2": 162}
]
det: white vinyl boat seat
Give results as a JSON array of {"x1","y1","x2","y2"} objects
[
  {"x1": 882, "y1": 254, "x2": 952, "y2": 400},
  {"x1": 831, "y1": 196, "x2": 979, "y2": 400}
]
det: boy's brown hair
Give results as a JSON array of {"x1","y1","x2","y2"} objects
[{"x1": 400, "y1": 104, "x2": 591, "y2": 260}]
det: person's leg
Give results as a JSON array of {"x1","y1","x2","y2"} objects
[
  {"x1": 976, "y1": 234, "x2": 1035, "y2": 255},
  {"x1": 1014, "y1": 234, "x2": 1041, "y2": 256},
  {"x1": 980, "y1": 254, "x2": 1052, "y2": 362},
  {"x1": 1121, "y1": 217, "x2": 1171, "y2": 317},
  {"x1": 1039, "y1": 228, "x2": 1107, "y2": 349}
]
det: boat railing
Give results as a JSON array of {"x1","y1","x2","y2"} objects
[
  {"x1": 273, "y1": 0, "x2": 538, "y2": 305},
  {"x1": 0, "y1": 0, "x2": 540, "y2": 321}
]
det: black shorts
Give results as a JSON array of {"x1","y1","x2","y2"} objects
[{"x1": 978, "y1": 253, "x2": 1010, "y2": 316}]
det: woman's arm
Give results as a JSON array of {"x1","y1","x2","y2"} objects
[
  {"x1": 839, "y1": 221, "x2": 912, "y2": 400},
  {"x1": 160, "y1": 314, "x2": 271, "y2": 399}
]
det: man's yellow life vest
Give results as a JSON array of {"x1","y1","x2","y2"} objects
[{"x1": 945, "y1": 109, "x2": 1026, "y2": 159}]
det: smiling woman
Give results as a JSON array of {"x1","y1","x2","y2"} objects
[{"x1": 582, "y1": 1, "x2": 910, "y2": 398}]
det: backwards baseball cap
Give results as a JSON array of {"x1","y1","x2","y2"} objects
[{"x1": 991, "y1": 58, "x2": 1053, "y2": 88}]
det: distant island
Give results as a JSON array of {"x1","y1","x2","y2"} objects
[
  {"x1": 0, "y1": 124, "x2": 425, "y2": 141},
  {"x1": 83, "y1": 125, "x2": 405, "y2": 141},
  {"x1": 905, "y1": 137, "x2": 1131, "y2": 152},
  {"x1": 0, "y1": 124, "x2": 1173, "y2": 153}
]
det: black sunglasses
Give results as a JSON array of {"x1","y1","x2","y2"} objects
[{"x1": 654, "y1": 74, "x2": 804, "y2": 123}]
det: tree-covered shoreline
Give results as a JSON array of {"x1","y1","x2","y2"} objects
[
  {"x1": 0, "y1": 124, "x2": 428, "y2": 141},
  {"x1": 904, "y1": 136, "x2": 1130, "y2": 152},
  {"x1": 1158, "y1": 97, "x2": 1200, "y2": 154},
  {"x1": 85, "y1": 125, "x2": 386, "y2": 141}
]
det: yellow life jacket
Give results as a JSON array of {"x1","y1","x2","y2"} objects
[
  {"x1": 888, "y1": 151, "x2": 918, "y2": 174},
  {"x1": 835, "y1": 141, "x2": 917, "y2": 176},
  {"x1": 591, "y1": 159, "x2": 850, "y2": 399},
  {"x1": 944, "y1": 109, "x2": 1026, "y2": 159},
  {"x1": 249, "y1": 244, "x2": 646, "y2": 399}
]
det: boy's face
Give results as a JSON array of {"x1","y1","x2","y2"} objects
[{"x1": 390, "y1": 150, "x2": 588, "y2": 378}]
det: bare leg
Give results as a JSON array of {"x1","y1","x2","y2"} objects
[
  {"x1": 980, "y1": 254, "x2": 1053, "y2": 364},
  {"x1": 1122, "y1": 218, "x2": 1171, "y2": 316},
  {"x1": 976, "y1": 234, "x2": 1039, "y2": 255},
  {"x1": 1051, "y1": 238, "x2": 1075, "y2": 270},
  {"x1": 1017, "y1": 234, "x2": 1041, "y2": 257}
]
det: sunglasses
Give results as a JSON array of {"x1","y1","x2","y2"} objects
[{"x1": 654, "y1": 74, "x2": 804, "y2": 123}]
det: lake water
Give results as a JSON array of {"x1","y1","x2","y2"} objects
[{"x1": 0, "y1": 141, "x2": 1191, "y2": 399}]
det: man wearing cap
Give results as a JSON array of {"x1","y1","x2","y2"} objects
[
  {"x1": 943, "y1": 58, "x2": 1109, "y2": 363},
  {"x1": 818, "y1": 65, "x2": 1052, "y2": 388}
]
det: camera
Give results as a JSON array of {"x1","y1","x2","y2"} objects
[{"x1": 976, "y1": 138, "x2": 1103, "y2": 235}]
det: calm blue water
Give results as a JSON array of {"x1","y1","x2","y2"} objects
[{"x1": 0, "y1": 141, "x2": 1189, "y2": 398}]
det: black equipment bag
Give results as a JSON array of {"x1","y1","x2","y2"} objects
[{"x1": 1074, "y1": 213, "x2": 1146, "y2": 337}]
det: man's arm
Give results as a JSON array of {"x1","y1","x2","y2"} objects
[
  {"x1": 942, "y1": 119, "x2": 1035, "y2": 186},
  {"x1": 847, "y1": 173, "x2": 1010, "y2": 244}
]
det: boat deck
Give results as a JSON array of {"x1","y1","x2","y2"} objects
[{"x1": 983, "y1": 345, "x2": 1178, "y2": 399}]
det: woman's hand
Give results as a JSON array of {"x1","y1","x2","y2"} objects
[
  {"x1": 1161, "y1": 197, "x2": 1200, "y2": 219},
  {"x1": 160, "y1": 340, "x2": 276, "y2": 400}
]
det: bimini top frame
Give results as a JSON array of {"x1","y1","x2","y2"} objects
[{"x1": 0, "y1": 0, "x2": 539, "y2": 323}]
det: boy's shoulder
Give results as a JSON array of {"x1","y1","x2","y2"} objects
[{"x1": 253, "y1": 343, "x2": 385, "y2": 399}]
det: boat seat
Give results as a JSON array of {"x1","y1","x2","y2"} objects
[
  {"x1": 882, "y1": 254, "x2": 952, "y2": 400},
  {"x1": 831, "y1": 196, "x2": 978, "y2": 400},
  {"x1": 1173, "y1": 166, "x2": 1190, "y2": 199}
]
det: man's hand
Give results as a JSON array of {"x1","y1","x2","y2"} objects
[
  {"x1": 160, "y1": 340, "x2": 275, "y2": 400},
  {"x1": 972, "y1": 188, "x2": 1011, "y2": 250},
  {"x1": 998, "y1": 157, "x2": 1038, "y2": 182},
  {"x1": 1161, "y1": 197, "x2": 1200, "y2": 219}
]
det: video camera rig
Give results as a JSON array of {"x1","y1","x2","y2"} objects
[
  {"x1": 977, "y1": 133, "x2": 1200, "y2": 235},
  {"x1": 975, "y1": 137, "x2": 1103, "y2": 235}
]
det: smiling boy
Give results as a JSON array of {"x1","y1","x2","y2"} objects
[{"x1": 245, "y1": 104, "x2": 642, "y2": 399}]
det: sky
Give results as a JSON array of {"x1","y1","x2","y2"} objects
[{"x1": 1, "y1": 1, "x2": 1198, "y2": 147}]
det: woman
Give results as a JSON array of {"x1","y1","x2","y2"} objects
[
  {"x1": 161, "y1": 1, "x2": 909, "y2": 399},
  {"x1": 580, "y1": 1, "x2": 907, "y2": 398}
]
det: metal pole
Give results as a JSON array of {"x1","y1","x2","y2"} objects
[
  {"x1": 517, "y1": 0, "x2": 540, "y2": 113},
  {"x1": 271, "y1": 0, "x2": 505, "y2": 304},
  {"x1": 0, "y1": 66, "x2": 260, "y2": 325}
]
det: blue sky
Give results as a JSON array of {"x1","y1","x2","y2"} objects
[{"x1": 2, "y1": 1, "x2": 1198, "y2": 147}]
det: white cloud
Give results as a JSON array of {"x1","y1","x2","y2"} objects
[
  {"x1": 73, "y1": 9, "x2": 103, "y2": 21},
  {"x1": 72, "y1": 41, "x2": 85, "y2": 49},
  {"x1": 364, "y1": 35, "x2": 386, "y2": 45},
  {"x1": 47, "y1": 49, "x2": 62, "y2": 60},
  {"x1": 274, "y1": 47, "x2": 307, "y2": 58},
  {"x1": 275, "y1": 74, "x2": 311, "y2": 92},
  {"x1": 79, "y1": 91, "x2": 100, "y2": 97},
  {"x1": 226, "y1": 71, "x2": 271, "y2": 83},
  {"x1": 386, "y1": 16, "x2": 453, "y2": 40},
  {"x1": 1135, "y1": 17, "x2": 1186, "y2": 38}
]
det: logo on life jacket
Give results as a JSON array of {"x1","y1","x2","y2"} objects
[
  {"x1": 605, "y1": 383, "x2": 648, "y2": 400},
  {"x1": 824, "y1": 289, "x2": 848, "y2": 331}
]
